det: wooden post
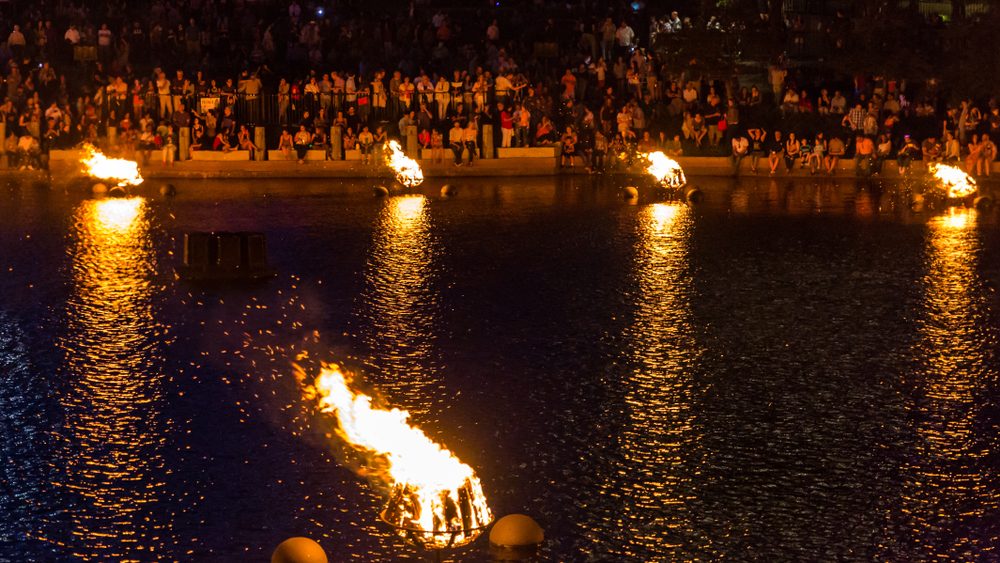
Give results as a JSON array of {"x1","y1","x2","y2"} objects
[
  {"x1": 330, "y1": 126, "x2": 343, "y2": 161},
  {"x1": 482, "y1": 124, "x2": 495, "y2": 159},
  {"x1": 406, "y1": 125, "x2": 418, "y2": 156},
  {"x1": 107, "y1": 126, "x2": 118, "y2": 152},
  {"x1": 254, "y1": 126, "x2": 266, "y2": 161},
  {"x1": 179, "y1": 126, "x2": 190, "y2": 161}
]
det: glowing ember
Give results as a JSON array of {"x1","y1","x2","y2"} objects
[
  {"x1": 81, "y1": 143, "x2": 144, "y2": 188},
  {"x1": 929, "y1": 163, "x2": 977, "y2": 199},
  {"x1": 384, "y1": 140, "x2": 424, "y2": 188},
  {"x1": 639, "y1": 151, "x2": 686, "y2": 188},
  {"x1": 301, "y1": 364, "x2": 492, "y2": 549}
]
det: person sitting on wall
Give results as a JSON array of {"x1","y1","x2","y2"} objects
[
  {"x1": 430, "y1": 128, "x2": 444, "y2": 164},
  {"x1": 560, "y1": 126, "x2": 578, "y2": 168},
  {"x1": 237, "y1": 124, "x2": 258, "y2": 159},
  {"x1": 138, "y1": 124, "x2": 157, "y2": 165},
  {"x1": 212, "y1": 129, "x2": 233, "y2": 152},
  {"x1": 449, "y1": 121, "x2": 464, "y2": 166},
  {"x1": 294, "y1": 124, "x2": 313, "y2": 164},
  {"x1": 278, "y1": 127, "x2": 294, "y2": 160},
  {"x1": 826, "y1": 134, "x2": 846, "y2": 175},
  {"x1": 357, "y1": 125, "x2": 374, "y2": 165},
  {"x1": 16, "y1": 134, "x2": 40, "y2": 170},
  {"x1": 312, "y1": 126, "x2": 329, "y2": 160},
  {"x1": 463, "y1": 120, "x2": 478, "y2": 166}
]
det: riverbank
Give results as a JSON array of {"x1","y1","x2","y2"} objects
[{"x1": 39, "y1": 148, "x2": 1000, "y2": 183}]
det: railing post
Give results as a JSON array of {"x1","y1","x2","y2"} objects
[
  {"x1": 179, "y1": 126, "x2": 190, "y2": 161},
  {"x1": 254, "y1": 126, "x2": 266, "y2": 161},
  {"x1": 482, "y1": 124, "x2": 495, "y2": 159},
  {"x1": 405, "y1": 125, "x2": 418, "y2": 156},
  {"x1": 330, "y1": 125, "x2": 342, "y2": 160}
]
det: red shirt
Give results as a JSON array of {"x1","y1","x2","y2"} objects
[{"x1": 500, "y1": 110, "x2": 513, "y2": 129}]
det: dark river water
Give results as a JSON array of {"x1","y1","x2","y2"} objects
[{"x1": 1, "y1": 175, "x2": 999, "y2": 562}]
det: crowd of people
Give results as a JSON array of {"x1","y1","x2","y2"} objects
[{"x1": 0, "y1": 0, "x2": 996, "y2": 178}]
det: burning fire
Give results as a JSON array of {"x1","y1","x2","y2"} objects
[
  {"x1": 929, "y1": 163, "x2": 977, "y2": 199},
  {"x1": 300, "y1": 364, "x2": 492, "y2": 549},
  {"x1": 81, "y1": 143, "x2": 144, "y2": 188},
  {"x1": 639, "y1": 151, "x2": 686, "y2": 188},
  {"x1": 384, "y1": 140, "x2": 424, "y2": 188}
]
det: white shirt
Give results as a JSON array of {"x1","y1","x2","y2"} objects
[
  {"x1": 64, "y1": 28, "x2": 80, "y2": 44},
  {"x1": 615, "y1": 25, "x2": 634, "y2": 47}
]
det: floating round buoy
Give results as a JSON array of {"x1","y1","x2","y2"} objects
[
  {"x1": 108, "y1": 186, "x2": 127, "y2": 198},
  {"x1": 685, "y1": 187, "x2": 704, "y2": 204},
  {"x1": 159, "y1": 183, "x2": 177, "y2": 197},
  {"x1": 622, "y1": 186, "x2": 639, "y2": 200},
  {"x1": 373, "y1": 185, "x2": 390, "y2": 197},
  {"x1": 974, "y1": 195, "x2": 995, "y2": 211},
  {"x1": 91, "y1": 183, "x2": 108, "y2": 195},
  {"x1": 271, "y1": 537, "x2": 328, "y2": 563},
  {"x1": 440, "y1": 184, "x2": 457, "y2": 198},
  {"x1": 490, "y1": 514, "x2": 544, "y2": 548},
  {"x1": 910, "y1": 193, "x2": 925, "y2": 212}
]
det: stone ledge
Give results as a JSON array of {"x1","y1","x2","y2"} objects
[{"x1": 190, "y1": 150, "x2": 251, "y2": 161}]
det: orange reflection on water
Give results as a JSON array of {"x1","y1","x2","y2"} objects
[
  {"x1": 591, "y1": 203, "x2": 704, "y2": 557},
  {"x1": 48, "y1": 197, "x2": 171, "y2": 561},
  {"x1": 359, "y1": 195, "x2": 444, "y2": 419},
  {"x1": 893, "y1": 207, "x2": 998, "y2": 560}
]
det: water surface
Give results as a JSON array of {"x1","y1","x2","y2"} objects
[{"x1": 1, "y1": 176, "x2": 998, "y2": 561}]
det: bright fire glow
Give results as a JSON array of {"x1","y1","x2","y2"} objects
[
  {"x1": 384, "y1": 140, "x2": 424, "y2": 188},
  {"x1": 639, "y1": 151, "x2": 686, "y2": 188},
  {"x1": 929, "y1": 163, "x2": 977, "y2": 199},
  {"x1": 301, "y1": 364, "x2": 491, "y2": 549},
  {"x1": 81, "y1": 143, "x2": 143, "y2": 188},
  {"x1": 95, "y1": 197, "x2": 143, "y2": 233}
]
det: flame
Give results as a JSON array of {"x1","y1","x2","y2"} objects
[
  {"x1": 301, "y1": 364, "x2": 492, "y2": 549},
  {"x1": 384, "y1": 141, "x2": 424, "y2": 188},
  {"x1": 81, "y1": 143, "x2": 143, "y2": 188},
  {"x1": 639, "y1": 151, "x2": 686, "y2": 188},
  {"x1": 929, "y1": 163, "x2": 977, "y2": 199}
]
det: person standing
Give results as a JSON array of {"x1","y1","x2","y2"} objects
[
  {"x1": 499, "y1": 103, "x2": 514, "y2": 148},
  {"x1": 514, "y1": 104, "x2": 531, "y2": 148},
  {"x1": 156, "y1": 71, "x2": 172, "y2": 118},
  {"x1": 7, "y1": 25, "x2": 25, "y2": 62},
  {"x1": 615, "y1": 20, "x2": 635, "y2": 59},
  {"x1": 435, "y1": 76, "x2": 450, "y2": 121}
]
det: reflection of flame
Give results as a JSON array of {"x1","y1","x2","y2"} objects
[
  {"x1": 81, "y1": 143, "x2": 144, "y2": 188},
  {"x1": 889, "y1": 205, "x2": 996, "y2": 560},
  {"x1": 95, "y1": 197, "x2": 143, "y2": 233},
  {"x1": 638, "y1": 151, "x2": 686, "y2": 188},
  {"x1": 384, "y1": 141, "x2": 424, "y2": 188},
  {"x1": 49, "y1": 196, "x2": 171, "y2": 559},
  {"x1": 941, "y1": 206, "x2": 973, "y2": 230},
  {"x1": 929, "y1": 163, "x2": 977, "y2": 199},
  {"x1": 301, "y1": 364, "x2": 492, "y2": 549}
]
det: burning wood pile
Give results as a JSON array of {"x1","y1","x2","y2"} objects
[
  {"x1": 300, "y1": 364, "x2": 491, "y2": 550},
  {"x1": 384, "y1": 141, "x2": 424, "y2": 188},
  {"x1": 638, "y1": 151, "x2": 686, "y2": 188},
  {"x1": 80, "y1": 143, "x2": 144, "y2": 188}
]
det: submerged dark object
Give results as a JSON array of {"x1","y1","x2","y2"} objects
[{"x1": 176, "y1": 231, "x2": 276, "y2": 282}]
